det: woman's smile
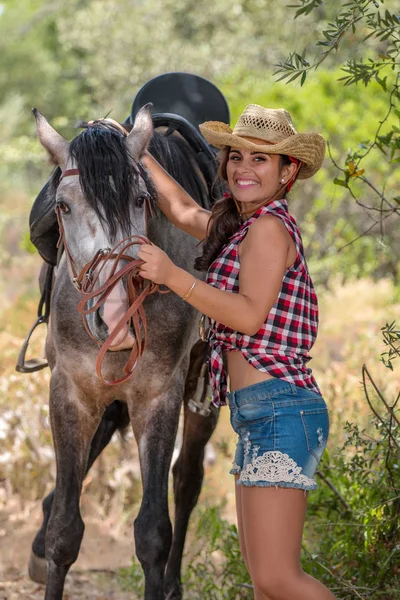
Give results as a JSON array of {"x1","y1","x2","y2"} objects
[{"x1": 235, "y1": 178, "x2": 259, "y2": 188}]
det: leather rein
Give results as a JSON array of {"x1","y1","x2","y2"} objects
[{"x1": 56, "y1": 167, "x2": 167, "y2": 386}]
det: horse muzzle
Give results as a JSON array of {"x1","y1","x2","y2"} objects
[{"x1": 86, "y1": 260, "x2": 136, "y2": 350}]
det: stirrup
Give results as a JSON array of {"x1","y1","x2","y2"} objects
[
  {"x1": 15, "y1": 317, "x2": 48, "y2": 373},
  {"x1": 15, "y1": 264, "x2": 53, "y2": 374}
]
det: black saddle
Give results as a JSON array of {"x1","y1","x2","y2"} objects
[{"x1": 129, "y1": 71, "x2": 230, "y2": 130}]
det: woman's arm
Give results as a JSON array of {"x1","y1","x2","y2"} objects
[
  {"x1": 142, "y1": 152, "x2": 211, "y2": 240},
  {"x1": 138, "y1": 214, "x2": 291, "y2": 336}
]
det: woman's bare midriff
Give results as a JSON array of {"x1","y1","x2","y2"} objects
[{"x1": 226, "y1": 350, "x2": 274, "y2": 392}]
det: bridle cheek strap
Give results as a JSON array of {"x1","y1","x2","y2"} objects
[{"x1": 59, "y1": 168, "x2": 80, "y2": 181}]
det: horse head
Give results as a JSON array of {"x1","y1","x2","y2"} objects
[{"x1": 33, "y1": 105, "x2": 155, "y2": 353}]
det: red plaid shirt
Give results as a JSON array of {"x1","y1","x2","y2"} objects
[{"x1": 206, "y1": 198, "x2": 320, "y2": 407}]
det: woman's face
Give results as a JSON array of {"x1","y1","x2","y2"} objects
[{"x1": 225, "y1": 140, "x2": 294, "y2": 211}]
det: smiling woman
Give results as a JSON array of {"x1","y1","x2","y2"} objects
[
  {"x1": 139, "y1": 104, "x2": 336, "y2": 600},
  {"x1": 226, "y1": 146, "x2": 295, "y2": 213}
]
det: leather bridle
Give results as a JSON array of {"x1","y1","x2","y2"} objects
[{"x1": 56, "y1": 167, "x2": 166, "y2": 386}]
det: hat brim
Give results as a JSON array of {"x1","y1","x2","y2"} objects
[{"x1": 199, "y1": 121, "x2": 325, "y2": 179}]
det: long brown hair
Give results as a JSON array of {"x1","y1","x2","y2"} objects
[{"x1": 194, "y1": 149, "x2": 292, "y2": 272}]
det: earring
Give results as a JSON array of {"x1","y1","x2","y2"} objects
[{"x1": 281, "y1": 179, "x2": 285, "y2": 183}]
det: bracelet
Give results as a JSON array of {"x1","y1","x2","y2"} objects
[{"x1": 181, "y1": 278, "x2": 197, "y2": 301}]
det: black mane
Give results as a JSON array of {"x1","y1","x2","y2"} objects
[
  {"x1": 69, "y1": 122, "x2": 141, "y2": 240},
  {"x1": 53, "y1": 121, "x2": 213, "y2": 241}
]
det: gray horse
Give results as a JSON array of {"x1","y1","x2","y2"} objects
[{"x1": 28, "y1": 105, "x2": 219, "y2": 600}]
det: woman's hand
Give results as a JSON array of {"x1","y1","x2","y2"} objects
[{"x1": 137, "y1": 243, "x2": 177, "y2": 286}]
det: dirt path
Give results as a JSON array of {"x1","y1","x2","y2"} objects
[
  {"x1": 0, "y1": 570, "x2": 134, "y2": 600},
  {"x1": 0, "y1": 497, "x2": 136, "y2": 600}
]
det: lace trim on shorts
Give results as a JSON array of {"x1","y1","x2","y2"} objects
[
  {"x1": 239, "y1": 449, "x2": 315, "y2": 487},
  {"x1": 238, "y1": 432, "x2": 316, "y2": 488}
]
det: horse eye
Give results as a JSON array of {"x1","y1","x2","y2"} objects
[
  {"x1": 57, "y1": 202, "x2": 70, "y2": 215},
  {"x1": 137, "y1": 195, "x2": 147, "y2": 208}
]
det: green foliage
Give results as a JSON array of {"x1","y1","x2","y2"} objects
[
  {"x1": 119, "y1": 560, "x2": 145, "y2": 598},
  {"x1": 0, "y1": 0, "x2": 331, "y2": 131},
  {"x1": 182, "y1": 506, "x2": 252, "y2": 599},
  {"x1": 276, "y1": 0, "x2": 399, "y2": 86},
  {"x1": 275, "y1": 0, "x2": 400, "y2": 282},
  {"x1": 20, "y1": 231, "x2": 37, "y2": 254},
  {"x1": 380, "y1": 321, "x2": 400, "y2": 369},
  {"x1": 303, "y1": 405, "x2": 400, "y2": 598}
]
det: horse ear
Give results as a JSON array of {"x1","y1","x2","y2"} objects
[
  {"x1": 125, "y1": 103, "x2": 153, "y2": 162},
  {"x1": 33, "y1": 108, "x2": 69, "y2": 169}
]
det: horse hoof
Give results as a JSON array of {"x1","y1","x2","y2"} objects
[{"x1": 28, "y1": 550, "x2": 47, "y2": 584}]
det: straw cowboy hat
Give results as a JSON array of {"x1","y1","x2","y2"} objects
[{"x1": 199, "y1": 104, "x2": 325, "y2": 179}]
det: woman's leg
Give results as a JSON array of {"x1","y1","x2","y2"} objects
[
  {"x1": 235, "y1": 477, "x2": 272, "y2": 600},
  {"x1": 240, "y1": 486, "x2": 336, "y2": 600},
  {"x1": 235, "y1": 475, "x2": 249, "y2": 570}
]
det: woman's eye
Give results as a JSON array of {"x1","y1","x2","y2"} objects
[
  {"x1": 254, "y1": 156, "x2": 266, "y2": 162},
  {"x1": 57, "y1": 202, "x2": 70, "y2": 215},
  {"x1": 229, "y1": 154, "x2": 241, "y2": 161}
]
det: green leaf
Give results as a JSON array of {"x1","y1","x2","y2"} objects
[
  {"x1": 275, "y1": 71, "x2": 297, "y2": 82},
  {"x1": 286, "y1": 71, "x2": 303, "y2": 83},
  {"x1": 334, "y1": 178, "x2": 349, "y2": 188},
  {"x1": 375, "y1": 76, "x2": 387, "y2": 92}
]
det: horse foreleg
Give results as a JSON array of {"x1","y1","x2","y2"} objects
[
  {"x1": 130, "y1": 388, "x2": 182, "y2": 600},
  {"x1": 164, "y1": 403, "x2": 219, "y2": 599},
  {"x1": 43, "y1": 375, "x2": 104, "y2": 600},
  {"x1": 29, "y1": 400, "x2": 129, "y2": 584}
]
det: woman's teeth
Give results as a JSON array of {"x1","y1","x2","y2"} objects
[{"x1": 237, "y1": 179, "x2": 258, "y2": 186}]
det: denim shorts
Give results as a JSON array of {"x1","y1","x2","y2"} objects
[{"x1": 226, "y1": 378, "x2": 329, "y2": 491}]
